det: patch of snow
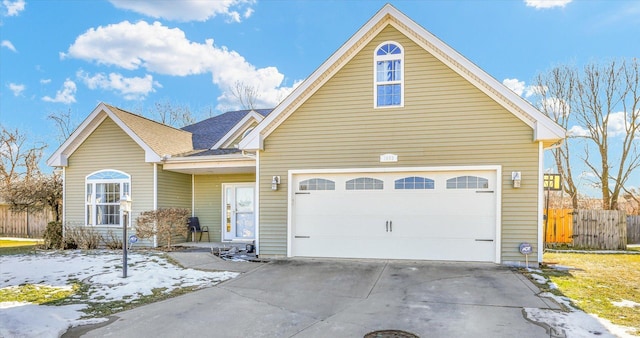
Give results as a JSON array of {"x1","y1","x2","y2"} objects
[
  {"x1": 612, "y1": 299, "x2": 640, "y2": 308},
  {"x1": 529, "y1": 273, "x2": 548, "y2": 284},
  {"x1": 548, "y1": 282, "x2": 558, "y2": 290},
  {"x1": 0, "y1": 250, "x2": 238, "y2": 337}
]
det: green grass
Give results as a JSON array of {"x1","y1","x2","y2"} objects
[
  {"x1": 542, "y1": 252, "x2": 640, "y2": 335},
  {"x1": 0, "y1": 283, "x2": 80, "y2": 304}
]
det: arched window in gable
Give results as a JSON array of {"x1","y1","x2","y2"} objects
[{"x1": 374, "y1": 41, "x2": 404, "y2": 108}]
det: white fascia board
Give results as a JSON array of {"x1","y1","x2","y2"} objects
[
  {"x1": 240, "y1": 7, "x2": 392, "y2": 151},
  {"x1": 46, "y1": 102, "x2": 163, "y2": 166},
  {"x1": 213, "y1": 111, "x2": 264, "y2": 149},
  {"x1": 389, "y1": 8, "x2": 565, "y2": 141},
  {"x1": 47, "y1": 103, "x2": 109, "y2": 167},
  {"x1": 239, "y1": 4, "x2": 564, "y2": 149}
]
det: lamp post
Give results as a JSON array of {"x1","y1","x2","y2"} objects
[{"x1": 120, "y1": 193, "x2": 132, "y2": 278}]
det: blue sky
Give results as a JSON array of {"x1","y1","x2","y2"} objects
[{"x1": 1, "y1": 0, "x2": 639, "y2": 194}]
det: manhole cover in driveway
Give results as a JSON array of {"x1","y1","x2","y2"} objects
[{"x1": 364, "y1": 330, "x2": 419, "y2": 338}]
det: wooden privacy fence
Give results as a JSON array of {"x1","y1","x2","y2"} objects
[
  {"x1": 544, "y1": 209, "x2": 573, "y2": 243},
  {"x1": 0, "y1": 204, "x2": 53, "y2": 238},
  {"x1": 572, "y1": 210, "x2": 627, "y2": 250},
  {"x1": 628, "y1": 215, "x2": 640, "y2": 244}
]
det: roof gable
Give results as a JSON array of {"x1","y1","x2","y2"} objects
[
  {"x1": 47, "y1": 103, "x2": 193, "y2": 166},
  {"x1": 240, "y1": 4, "x2": 565, "y2": 150},
  {"x1": 181, "y1": 109, "x2": 271, "y2": 150}
]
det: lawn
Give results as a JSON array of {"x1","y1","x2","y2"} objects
[
  {"x1": 0, "y1": 239, "x2": 42, "y2": 255},
  {"x1": 542, "y1": 252, "x2": 640, "y2": 335}
]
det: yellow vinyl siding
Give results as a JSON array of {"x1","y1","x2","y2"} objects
[
  {"x1": 157, "y1": 167, "x2": 192, "y2": 209},
  {"x1": 193, "y1": 174, "x2": 255, "y2": 241},
  {"x1": 65, "y1": 117, "x2": 155, "y2": 246},
  {"x1": 259, "y1": 25, "x2": 539, "y2": 263}
]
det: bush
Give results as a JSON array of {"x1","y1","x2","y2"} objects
[
  {"x1": 43, "y1": 221, "x2": 63, "y2": 249},
  {"x1": 104, "y1": 231, "x2": 123, "y2": 250},
  {"x1": 64, "y1": 225, "x2": 102, "y2": 250},
  {"x1": 136, "y1": 208, "x2": 190, "y2": 249}
]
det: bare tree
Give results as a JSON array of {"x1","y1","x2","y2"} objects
[
  {"x1": 0, "y1": 126, "x2": 45, "y2": 191},
  {"x1": 47, "y1": 109, "x2": 77, "y2": 144},
  {"x1": 148, "y1": 100, "x2": 195, "y2": 128},
  {"x1": 230, "y1": 81, "x2": 260, "y2": 110},
  {"x1": 534, "y1": 67, "x2": 579, "y2": 208},
  {"x1": 534, "y1": 59, "x2": 640, "y2": 210}
]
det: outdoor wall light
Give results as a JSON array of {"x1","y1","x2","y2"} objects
[
  {"x1": 271, "y1": 176, "x2": 281, "y2": 191},
  {"x1": 511, "y1": 172, "x2": 522, "y2": 188}
]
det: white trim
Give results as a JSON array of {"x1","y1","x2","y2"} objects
[
  {"x1": 287, "y1": 165, "x2": 501, "y2": 263},
  {"x1": 84, "y1": 169, "x2": 131, "y2": 227},
  {"x1": 153, "y1": 163, "x2": 158, "y2": 247},
  {"x1": 239, "y1": 4, "x2": 564, "y2": 151},
  {"x1": 373, "y1": 41, "x2": 405, "y2": 109},
  {"x1": 62, "y1": 167, "x2": 66, "y2": 227},
  {"x1": 47, "y1": 102, "x2": 163, "y2": 167},
  {"x1": 212, "y1": 111, "x2": 265, "y2": 149},
  {"x1": 191, "y1": 174, "x2": 195, "y2": 217},
  {"x1": 538, "y1": 141, "x2": 544, "y2": 263},
  {"x1": 255, "y1": 150, "x2": 261, "y2": 255},
  {"x1": 221, "y1": 182, "x2": 257, "y2": 241}
]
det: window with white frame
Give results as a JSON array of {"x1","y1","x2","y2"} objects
[
  {"x1": 85, "y1": 170, "x2": 130, "y2": 226},
  {"x1": 374, "y1": 41, "x2": 404, "y2": 108}
]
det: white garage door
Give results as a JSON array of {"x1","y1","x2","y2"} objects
[{"x1": 291, "y1": 170, "x2": 497, "y2": 262}]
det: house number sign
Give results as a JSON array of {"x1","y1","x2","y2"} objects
[{"x1": 380, "y1": 154, "x2": 398, "y2": 162}]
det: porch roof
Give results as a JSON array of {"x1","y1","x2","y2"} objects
[{"x1": 161, "y1": 153, "x2": 256, "y2": 175}]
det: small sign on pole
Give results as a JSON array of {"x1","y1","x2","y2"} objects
[{"x1": 519, "y1": 242, "x2": 533, "y2": 268}]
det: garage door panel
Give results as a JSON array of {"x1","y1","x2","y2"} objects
[{"x1": 291, "y1": 170, "x2": 497, "y2": 262}]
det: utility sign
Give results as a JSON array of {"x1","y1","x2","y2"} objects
[{"x1": 543, "y1": 174, "x2": 562, "y2": 191}]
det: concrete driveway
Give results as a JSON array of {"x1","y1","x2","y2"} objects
[{"x1": 66, "y1": 257, "x2": 561, "y2": 337}]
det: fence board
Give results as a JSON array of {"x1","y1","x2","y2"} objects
[
  {"x1": 628, "y1": 215, "x2": 640, "y2": 244},
  {"x1": 0, "y1": 204, "x2": 52, "y2": 238},
  {"x1": 544, "y1": 209, "x2": 573, "y2": 243},
  {"x1": 572, "y1": 210, "x2": 627, "y2": 250}
]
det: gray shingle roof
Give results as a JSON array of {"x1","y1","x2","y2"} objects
[{"x1": 181, "y1": 109, "x2": 272, "y2": 150}]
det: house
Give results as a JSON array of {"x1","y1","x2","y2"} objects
[{"x1": 47, "y1": 4, "x2": 564, "y2": 266}]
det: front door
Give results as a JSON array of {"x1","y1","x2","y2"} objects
[{"x1": 223, "y1": 184, "x2": 255, "y2": 241}]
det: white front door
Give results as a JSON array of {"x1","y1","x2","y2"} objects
[{"x1": 223, "y1": 184, "x2": 255, "y2": 241}]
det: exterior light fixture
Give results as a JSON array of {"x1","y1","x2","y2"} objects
[{"x1": 271, "y1": 176, "x2": 280, "y2": 191}]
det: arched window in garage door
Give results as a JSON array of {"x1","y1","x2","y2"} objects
[
  {"x1": 394, "y1": 176, "x2": 435, "y2": 189},
  {"x1": 446, "y1": 176, "x2": 489, "y2": 189},
  {"x1": 299, "y1": 178, "x2": 335, "y2": 191},
  {"x1": 346, "y1": 177, "x2": 383, "y2": 190}
]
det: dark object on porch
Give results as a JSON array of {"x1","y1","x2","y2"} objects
[{"x1": 187, "y1": 217, "x2": 210, "y2": 242}]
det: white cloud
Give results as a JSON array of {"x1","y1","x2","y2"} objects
[
  {"x1": 525, "y1": 0, "x2": 572, "y2": 9},
  {"x1": 77, "y1": 70, "x2": 161, "y2": 100},
  {"x1": 503, "y1": 78, "x2": 526, "y2": 96},
  {"x1": 40, "y1": 78, "x2": 51, "y2": 84},
  {"x1": 567, "y1": 125, "x2": 589, "y2": 137},
  {"x1": 244, "y1": 8, "x2": 254, "y2": 19},
  {"x1": 502, "y1": 78, "x2": 542, "y2": 99},
  {"x1": 2, "y1": 0, "x2": 25, "y2": 16},
  {"x1": 42, "y1": 79, "x2": 77, "y2": 104},
  {"x1": 607, "y1": 111, "x2": 629, "y2": 137},
  {"x1": 65, "y1": 21, "x2": 299, "y2": 110},
  {"x1": 1, "y1": 39, "x2": 16, "y2": 52},
  {"x1": 108, "y1": 0, "x2": 254, "y2": 23},
  {"x1": 8, "y1": 82, "x2": 24, "y2": 96}
]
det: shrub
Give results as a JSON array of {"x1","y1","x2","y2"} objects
[
  {"x1": 43, "y1": 221, "x2": 63, "y2": 249},
  {"x1": 104, "y1": 231, "x2": 123, "y2": 250},
  {"x1": 136, "y1": 208, "x2": 190, "y2": 249},
  {"x1": 64, "y1": 225, "x2": 102, "y2": 250}
]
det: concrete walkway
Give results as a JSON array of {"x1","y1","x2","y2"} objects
[{"x1": 65, "y1": 253, "x2": 563, "y2": 338}]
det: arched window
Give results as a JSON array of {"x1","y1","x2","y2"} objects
[
  {"x1": 374, "y1": 41, "x2": 404, "y2": 108},
  {"x1": 299, "y1": 178, "x2": 335, "y2": 191},
  {"x1": 346, "y1": 177, "x2": 384, "y2": 190},
  {"x1": 85, "y1": 170, "x2": 131, "y2": 227},
  {"x1": 446, "y1": 176, "x2": 489, "y2": 189},
  {"x1": 394, "y1": 176, "x2": 435, "y2": 190}
]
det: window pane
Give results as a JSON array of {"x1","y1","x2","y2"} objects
[
  {"x1": 96, "y1": 205, "x2": 120, "y2": 225},
  {"x1": 346, "y1": 177, "x2": 383, "y2": 190}
]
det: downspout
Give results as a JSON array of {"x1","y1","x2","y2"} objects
[{"x1": 254, "y1": 150, "x2": 260, "y2": 256}]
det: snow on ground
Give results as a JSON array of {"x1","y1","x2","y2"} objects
[
  {"x1": 613, "y1": 300, "x2": 640, "y2": 308},
  {"x1": 0, "y1": 250, "x2": 238, "y2": 338}
]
